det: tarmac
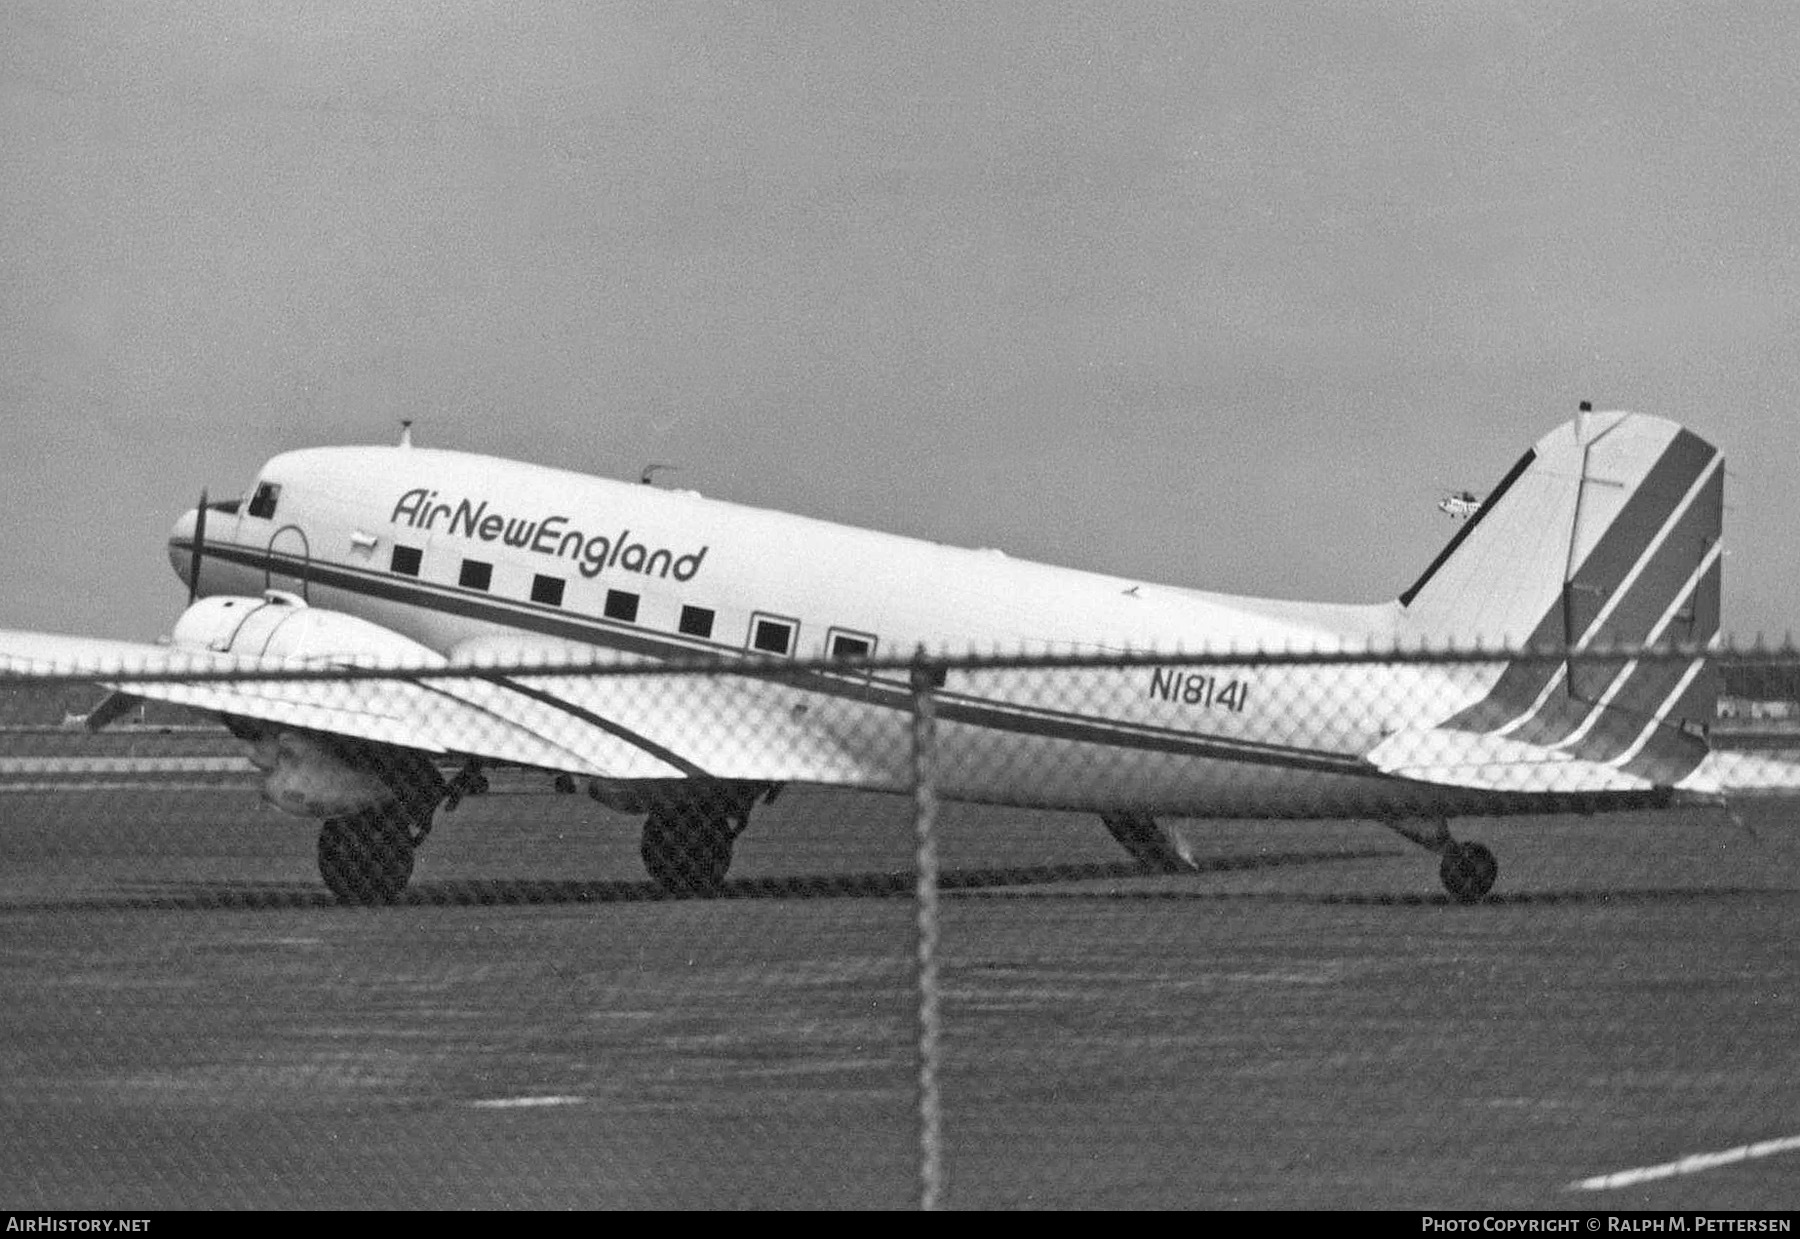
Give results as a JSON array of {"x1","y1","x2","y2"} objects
[{"x1": 0, "y1": 774, "x2": 1796, "y2": 1209}]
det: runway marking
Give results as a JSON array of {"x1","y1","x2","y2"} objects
[
  {"x1": 1569, "y1": 1133, "x2": 1800, "y2": 1191},
  {"x1": 469, "y1": 1095, "x2": 586, "y2": 1109},
  {"x1": 0, "y1": 781, "x2": 254, "y2": 793},
  {"x1": 0, "y1": 757, "x2": 252, "y2": 774}
]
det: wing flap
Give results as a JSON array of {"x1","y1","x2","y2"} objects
[
  {"x1": 448, "y1": 633, "x2": 912, "y2": 787},
  {"x1": 501, "y1": 671, "x2": 912, "y2": 789}
]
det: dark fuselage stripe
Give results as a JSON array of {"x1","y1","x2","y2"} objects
[{"x1": 931, "y1": 697, "x2": 1365, "y2": 775}]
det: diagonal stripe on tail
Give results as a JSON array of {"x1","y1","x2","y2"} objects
[{"x1": 1438, "y1": 426, "x2": 1719, "y2": 733}]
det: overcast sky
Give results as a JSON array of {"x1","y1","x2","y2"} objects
[{"x1": 4, "y1": 1, "x2": 1798, "y2": 643}]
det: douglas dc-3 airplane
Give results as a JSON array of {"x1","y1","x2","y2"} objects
[{"x1": 0, "y1": 408, "x2": 1751, "y2": 904}]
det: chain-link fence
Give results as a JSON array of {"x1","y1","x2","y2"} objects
[{"x1": 2, "y1": 644, "x2": 1797, "y2": 1208}]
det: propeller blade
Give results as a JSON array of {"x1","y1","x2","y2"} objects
[{"x1": 188, "y1": 490, "x2": 208, "y2": 604}]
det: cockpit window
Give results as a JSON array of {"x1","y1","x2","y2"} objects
[{"x1": 247, "y1": 482, "x2": 281, "y2": 520}]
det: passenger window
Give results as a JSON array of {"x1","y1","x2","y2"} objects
[
  {"x1": 247, "y1": 482, "x2": 281, "y2": 520},
  {"x1": 531, "y1": 574, "x2": 565, "y2": 606},
  {"x1": 604, "y1": 590, "x2": 639, "y2": 623},
  {"x1": 390, "y1": 545, "x2": 422, "y2": 576},
  {"x1": 750, "y1": 614, "x2": 797, "y2": 656},
  {"x1": 460, "y1": 560, "x2": 492, "y2": 591},
  {"x1": 679, "y1": 605, "x2": 715, "y2": 639},
  {"x1": 828, "y1": 629, "x2": 877, "y2": 660}
]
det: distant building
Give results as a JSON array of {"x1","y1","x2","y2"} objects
[
  {"x1": 0, "y1": 682, "x2": 206, "y2": 730},
  {"x1": 1715, "y1": 655, "x2": 1800, "y2": 727},
  {"x1": 1717, "y1": 697, "x2": 1796, "y2": 722}
]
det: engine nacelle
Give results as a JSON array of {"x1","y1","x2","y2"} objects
[
  {"x1": 584, "y1": 777, "x2": 689, "y2": 815},
  {"x1": 245, "y1": 728, "x2": 448, "y2": 819},
  {"x1": 170, "y1": 593, "x2": 445, "y2": 667},
  {"x1": 167, "y1": 595, "x2": 450, "y2": 819},
  {"x1": 584, "y1": 776, "x2": 779, "y2": 820},
  {"x1": 250, "y1": 730, "x2": 396, "y2": 818}
]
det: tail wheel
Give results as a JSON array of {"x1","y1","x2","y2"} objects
[
  {"x1": 1099, "y1": 812, "x2": 1198, "y2": 873},
  {"x1": 1439, "y1": 841, "x2": 1498, "y2": 903},
  {"x1": 641, "y1": 803, "x2": 735, "y2": 897},
  {"x1": 318, "y1": 807, "x2": 416, "y2": 905}
]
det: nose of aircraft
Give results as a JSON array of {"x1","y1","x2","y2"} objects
[{"x1": 169, "y1": 506, "x2": 200, "y2": 591}]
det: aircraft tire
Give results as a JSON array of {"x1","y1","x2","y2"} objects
[
  {"x1": 1439, "y1": 841, "x2": 1498, "y2": 903},
  {"x1": 641, "y1": 804, "x2": 734, "y2": 897},
  {"x1": 318, "y1": 808, "x2": 416, "y2": 905}
]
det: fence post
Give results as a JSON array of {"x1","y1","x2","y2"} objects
[{"x1": 910, "y1": 651, "x2": 943, "y2": 1211}]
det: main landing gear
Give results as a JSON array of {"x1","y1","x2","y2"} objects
[
  {"x1": 641, "y1": 803, "x2": 736, "y2": 897},
  {"x1": 638, "y1": 785, "x2": 772, "y2": 897},
  {"x1": 315, "y1": 757, "x2": 461, "y2": 906},
  {"x1": 317, "y1": 802, "x2": 433, "y2": 905},
  {"x1": 1386, "y1": 817, "x2": 1498, "y2": 903}
]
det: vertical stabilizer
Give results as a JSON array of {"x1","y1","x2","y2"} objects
[{"x1": 1398, "y1": 410, "x2": 1723, "y2": 784}]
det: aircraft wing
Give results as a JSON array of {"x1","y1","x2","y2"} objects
[
  {"x1": 0, "y1": 629, "x2": 906, "y2": 788},
  {"x1": 0, "y1": 630, "x2": 678, "y2": 779}
]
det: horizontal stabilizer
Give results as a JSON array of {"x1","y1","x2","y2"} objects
[
  {"x1": 1687, "y1": 750, "x2": 1800, "y2": 799},
  {"x1": 1368, "y1": 727, "x2": 1654, "y2": 795}
]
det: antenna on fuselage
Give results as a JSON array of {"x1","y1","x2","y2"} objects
[
  {"x1": 187, "y1": 490, "x2": 208, "y2": 605},
  {"x1": 399, "y1": 420, "x2": 414, "y2": 449},
  {"x1": 640, "y1": 463, "x2": 678, "y2": 486}
]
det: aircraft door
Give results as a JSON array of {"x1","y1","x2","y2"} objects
[{"x1": 267, "y1": 525, "x2": 311, "y2": 601}]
